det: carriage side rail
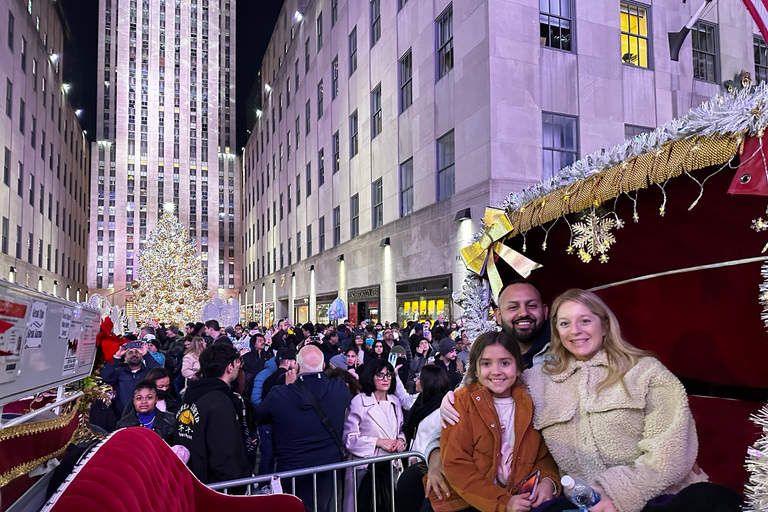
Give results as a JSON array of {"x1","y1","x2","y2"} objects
[{"x1": 208, "y1": 451, "x2": 427, "y2": 512}]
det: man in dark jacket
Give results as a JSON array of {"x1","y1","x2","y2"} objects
[
  {"x1": 241, "y1": 332, "x2": 273, "y2": 377},
  {"x1": 318, "y1": 329, "x2": 341, "y2": 364},
  {"x1": 205, "y1": 319, "x2": 232, "y2": 345},
  {"x1": 253, "y1": 345, "x2": 351, "y2": 512},
  {"x1": 408, "y1": 323, "x2": 424, "y2": 355},
  {"x1": 173, "y1": 343, "x2": 251, "y2": 486},
  {"x1": 100, "y1": 342, "x2": 160, "y2": 414}
]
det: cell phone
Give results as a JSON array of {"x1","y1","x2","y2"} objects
[
  {"x1": 377, "y1": 331, "x2": 383, "y2": 340},
  {"x1": 387, "y1": 353, "x2": 398, "y2": 367},
  {"x1": 518, "y1": 470, "x2": 540, "y2": 496},
  {"x1": 124, "y1": 341, "x2": 143, "y2": 350}
]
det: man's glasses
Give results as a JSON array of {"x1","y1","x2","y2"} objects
[{"x1": 374, "y1": 372, "x2": 392, "y2": 381}]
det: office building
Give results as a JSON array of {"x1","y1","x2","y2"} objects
[
  {"x1": 0, "y1": 0, "x2": 89, "y2": 301},
  {"x1": 241, "y1": 0, "x2": 759, "y2": 326},
  {"x1": 87, "y1": 0, "x2": 240, "y2": 312}
]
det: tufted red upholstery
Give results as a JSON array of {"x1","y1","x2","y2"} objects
[{"x1": 42, "y1": 427, "x2": 305, "y2": 512}]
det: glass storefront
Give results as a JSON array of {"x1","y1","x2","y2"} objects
[
  {"x1": 316, "y1": 293, "x2": 337, "y2": 325},
  {"x1": 263, "y1": 302, "x2": 275, "y2": 328},
  {"x1": 294, "y1": 297, "x2": 309, "y2": 324},
  {"x1": 397, "y1": 297, "x2": 450, "y2": 323},
  {"x1": 396, "y1": 275, "x2": 452, "y2": 325},
  {"x1": 348, "y1": 286, "x2": 380, "y2": 325}
]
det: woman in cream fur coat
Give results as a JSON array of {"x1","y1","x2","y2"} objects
[{"x1": 524, "y1": 289, "x2": 740, "y2": 512}]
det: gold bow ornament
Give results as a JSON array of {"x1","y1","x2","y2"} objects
[{"x1": 460, "y1": 207, "x2": 543, "y2": 300}]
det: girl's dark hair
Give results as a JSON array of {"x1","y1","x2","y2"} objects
[
  {"x1": 146, "y1": 367, "x2": 171, "y2": 382},
  {"x1": 134, "y1": 379, "x2": 157, "y2": 394},
  {"x1": 465, "y1": 330, "x2": 524, "y2": 385},
  {"x1": 360, "y1": 359, "x2": 396, "y2": 395},
  {"x1": 325, "y1": 367, "x2": 362, "y2": 396},
  {"x1": 371, "y1": 340, "x2": 390, "y2": 360},
  {"x1": 417, "y1": 365, "x2": 451, "y2": 403}
]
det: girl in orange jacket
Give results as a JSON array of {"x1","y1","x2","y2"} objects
[{"x1": 430, "y1": 330, "x2": 559, "y2": 512}]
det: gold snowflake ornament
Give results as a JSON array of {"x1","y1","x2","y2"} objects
[{"x1": 571, "y1": 211, "x2": 619, "y2": 263}]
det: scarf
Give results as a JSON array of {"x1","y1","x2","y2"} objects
[{"x1": 402, "y1": 393, "x2": 443, "y2": 445}]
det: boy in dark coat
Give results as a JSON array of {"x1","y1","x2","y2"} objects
[{"x1": 173, "y1": 344, "x2": 251, "y2": 486}]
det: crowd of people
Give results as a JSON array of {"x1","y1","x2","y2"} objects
[{"x1": 93, "y1": 280, "x2": 742, "y2": 512}]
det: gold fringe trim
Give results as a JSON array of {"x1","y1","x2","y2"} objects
[
  {"x1": 510, "y1": 133, "x2": 744, "y2": 234},
  {"x1": 0, "y1": 444, "x2": 70, "y2": 488},
  {"x1": 0, "y1": 398, "x2": 80, "y2": 442}
]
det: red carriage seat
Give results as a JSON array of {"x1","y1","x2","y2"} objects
[{"x1": 41, "y1": 427, "x2": 304, "y2": 512}]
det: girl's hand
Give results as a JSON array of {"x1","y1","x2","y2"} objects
[
  {"x1": 506, "y1": 493, "x2": 531, "y2": 512},
  {"x1": 589, "y1": 486, "x2": 617, "y2": 512},
  {"x1": 530, "y1": 478, "x2": 555, "y2": 506},
  {"x1": 375, "y1": 438, "x2": 396, "y2": 452}
]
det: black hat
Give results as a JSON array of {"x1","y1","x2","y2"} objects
[
  {"x1": 277, "y1": 347, "x2": 296, "y2": 361},
  {"x1": 438, "y1": 337, "x2": 456, "y2": 356}
]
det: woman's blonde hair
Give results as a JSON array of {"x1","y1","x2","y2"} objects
[
  {"x1": 543, "y1": 289, "x2": 653, "y2": 394},
  {"x1": 184, "y1": 336, "x2": 206, "y2": 356}
]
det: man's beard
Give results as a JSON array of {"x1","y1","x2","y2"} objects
[{"x1": 504, "y1": 317, "x2": 543, "y2": 344}]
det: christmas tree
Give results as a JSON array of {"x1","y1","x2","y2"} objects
[{"x1": 134, "y1": 207, "x2": 209, "y2": 323}]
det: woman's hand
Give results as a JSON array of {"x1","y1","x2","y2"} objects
[
  {"x1": 376, "y1": 438, "x2": 397, "y2": 452},
  {"x1": 530, "y1": 478, "x2": 555, "y2": 507},
  {"x1": 506, "y1": 493, "x2": 531, "y2": 512},
  {"x1": 589, "y1": 486, "x2": 617, "y2": 512},
  {"x1": 393, "y1": 438, "x2": 406, "y2": 452},
  {"x1": 440, "y1": 391, "x2": 459, "y2": 428},
  {"x1": 424, "y1": 449, "x2": 451, "y2": 500}
]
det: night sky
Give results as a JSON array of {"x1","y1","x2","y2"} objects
[{"x1": 59, "y1": 0, "x2": 285, "y2": 150}]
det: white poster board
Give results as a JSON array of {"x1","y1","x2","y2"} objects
[{"x1": 0, "y1": 280, "x2": 101, "y2": 406}]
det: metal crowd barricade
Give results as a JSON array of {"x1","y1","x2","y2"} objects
[{"x1": 208, "y1": 451, "x2": 426, "y2": 512}]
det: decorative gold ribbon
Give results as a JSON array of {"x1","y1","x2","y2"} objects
[{"x1": 460, "y1": 208, "x2": 542, "y2": 299}]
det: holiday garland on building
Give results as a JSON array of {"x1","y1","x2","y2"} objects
[{"x1": 134, "y1": 211, "x2": 208, "y2": 323}]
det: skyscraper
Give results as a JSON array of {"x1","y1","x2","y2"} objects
[
  {"x1": 0, "y1": 0, "x2": 89, "y2": 301},
  {"x1": 87, "y1": 0, "x2": 240, "y2": 313}
]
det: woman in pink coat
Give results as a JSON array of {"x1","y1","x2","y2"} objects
[{"x1": 343, "y1": 359, "x2": 406, "y2": 512}]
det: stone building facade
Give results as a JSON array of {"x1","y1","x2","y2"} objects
[{"x1": 240, "y1": 0, "x2": 761, "y2": 326}]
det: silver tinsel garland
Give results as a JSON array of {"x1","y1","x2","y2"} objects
[
  {"x1": 745, "y1": 404, "x2": 768, "y2": 511},
  {"x1": 452, "y1": 274, "x2": 499, "y2": 341},
  {"x1": 458, "y1": 85, "x2": 768, "y2": 336}
]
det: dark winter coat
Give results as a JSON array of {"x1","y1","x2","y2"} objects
[
  {"x1": 99, "y1": 354, "x2": 160, "y2": 412},
  {"x1": 253, "y1": 372, "x2": 352, "y2": 471},
  {"x1": 173, "y1": 377, "x2": 251, "y2": 484},
  {"x1": 117, "y1": 409, "x2": 175, "y2": 442},
  {"x1": 242, "y1": 348, "x2": 273, "y2": 377}
]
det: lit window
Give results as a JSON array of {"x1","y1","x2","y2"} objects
[{"x1": 620, "y1": 2, "x2": 651, "y2": 68}]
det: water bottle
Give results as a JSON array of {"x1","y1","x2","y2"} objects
[{"x1": 561, "y1": 475, "x2": 601, "y2": 510}]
